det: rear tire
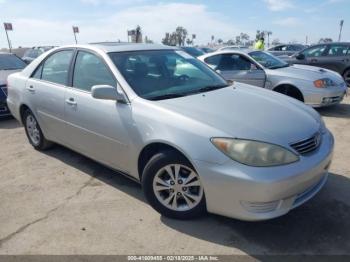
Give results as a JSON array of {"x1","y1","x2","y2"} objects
[
  {"x1": 142, "y1": 150, "x2": 206, "y2": 219},
  {"x1": 23, "y1": 109, "x2": 53, "y2": 150}
]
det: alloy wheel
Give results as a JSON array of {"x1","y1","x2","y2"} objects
[
  {"x1": 26, "y1": 114, "x2": 40, "y2": 146},
  {"x1": 152, "y1": 164, "x2": 203, "y2": 211}
]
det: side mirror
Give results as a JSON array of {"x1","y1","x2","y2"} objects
[
  {"x1": 295, "y1": 53, "x2": 305, "y2": 60},
  {"x1": 91, "y1": 85, "x2": 128, "y2": 103}
]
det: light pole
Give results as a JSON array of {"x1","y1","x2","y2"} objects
[
  {"x1": 3, "y1": 22, "x2": 13, "y2": 52},
  {"x1": 339, "y1": 20, "x2": 344, "y2": 42}
]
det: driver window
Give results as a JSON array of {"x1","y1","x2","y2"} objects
[
  {"x1": 302, "y1": 45, "x2": 327, "y2": 57},
  {"x1": 217, "y1": 54, "x2": 254, "y2": 71},
  {"x1": 73, "y1": 51, "x2": 116, "y2": 92}
]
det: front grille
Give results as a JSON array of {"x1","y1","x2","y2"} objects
[{"x1": 290, "y1": 132, "x2": 321, "y2": 155}]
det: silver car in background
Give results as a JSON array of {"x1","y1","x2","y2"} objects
[
  {"x1": 7, "y1": 44, "x2": 333, "y2": 221},
  {"x1": 199, "y1": 50, "x2": 348, "y2": 107}
]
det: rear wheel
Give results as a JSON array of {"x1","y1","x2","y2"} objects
[
  {"x1": 142, "y1": 150, "x2": 206, "y2": 219},
  {"x1": 343, "y1": 69, "x2": 350, "y2": 87},
  {"x1": 23, "y1": 109, "x2": 53, "y2": 150}
]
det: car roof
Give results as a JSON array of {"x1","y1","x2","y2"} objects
[
  {"x1": 87, "y1": 43, "x2": 178, "y2": 53},
  {"x1": 212, "y1": 49, "x2": 254, "y2": 55}
]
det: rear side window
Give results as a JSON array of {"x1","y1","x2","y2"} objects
[
  {"x1": 72, "y1": 51, "x2": 116, "y2": 92},
  {"x1": 327, "y1": 44, "x2": 349, "y2": 56},
  {"x1": 0, "y1": 54, "x2": 26, "y2": 70},
  {"x1": 41, "y1": 50, "x2": 73, "y2": 85},
  {"x1": 204, "y1": 55, "x2": 222, "y2": 69}
]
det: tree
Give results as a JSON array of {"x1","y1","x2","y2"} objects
[
  {"x1": 175, "y1": 26, "x2": 188, "y2": 46},
  {"x1": 240, "y1": 33, "x2": 250, "y2": 45},
  {"x1": 235, "y1": 36, "x2": 241, "y2": 45},
  {"x1": 272, "y1": 38, "x2": 281, "y2": 46},
  {"x1": 319, "y1": 38, "x2": 333, "y2": 43},
  {"x1": 217, "y1": 38, "x2": 223, "y2": 45},
  {"x1": 162, "y1": 26, "x2": 189, "y2": 46}
]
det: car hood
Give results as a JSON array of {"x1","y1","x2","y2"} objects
[
  {"x1": 156, "y1": 83, "x2": 321, "y2": 146},
  {"x1": 267, "y1": 64, "x2": 343, "y2": 82}
]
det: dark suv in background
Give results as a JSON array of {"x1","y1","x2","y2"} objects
[
  {"x1": 268, "y1": 44, "x2": 307, "y2": 56},
  {"x1": 283, "y1": 42, "x2": 350, "y2": 86}
]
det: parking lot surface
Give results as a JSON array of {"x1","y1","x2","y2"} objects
[{"x1": 0, "y1": 97, "x2": 350, "y2": 256}]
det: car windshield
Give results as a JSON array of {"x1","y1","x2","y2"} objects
[
  {"x1": 109, "y1": 50, "x2": 228, "y2": 100},
  {"x1": 181, "y1": 47, "x2": 205, "y2": 57},
  {"x1": 0, "y1": 54, "x2": 27, "y2": 70},
  {"x1": 249, "y1": 51, "x2": 289, "y2": 69}
]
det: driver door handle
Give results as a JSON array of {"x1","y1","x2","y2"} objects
[
  {"x1": 26, "y1": 85, "x2": 35, "y2": 93},
  {"x1": 65, "y1": 97, "x2": 77, "y2": 106}
]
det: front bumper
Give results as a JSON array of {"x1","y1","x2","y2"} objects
[
  {"x1": 304, "y1": 84, "x2": 347, "y2": 107},
  {"x1": 193, "y1": 130, "x2": 334, "y2": 221}
]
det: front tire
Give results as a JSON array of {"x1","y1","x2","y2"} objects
[
  {"x1": 142, "y1": 151, "x2": 206, "y2": 219},
  {"x1": 23, "y1": 109, "x2": 53, "y2": 150},
  {"x1": 343, "y1": 69, "x2": 350, "y2": 87}
]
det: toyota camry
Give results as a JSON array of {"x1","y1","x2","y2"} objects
[{"x1": 7, "y1": 43, "x2": 333, "y2": 221}]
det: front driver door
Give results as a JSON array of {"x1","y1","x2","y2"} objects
[
  {"x1": 296, "y1": 45, "x2": 327, "y2": 67},
  {"x1": 64, "y1": 50, "x2": 131, "y2": 172}
]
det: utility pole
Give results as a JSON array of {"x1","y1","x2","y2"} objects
[
  {"x1": 3, "y1": 23, "x2": 13, "y2": 52},
  {"x1": 306, "y1": 35, "x2": 308, "y2": 45},
  {"x1": 339, "y1": 20, "x2": 344, "y2": 42}
]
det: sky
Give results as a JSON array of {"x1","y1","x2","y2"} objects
[{"x1": 0, "y1": 0, "x2": 349, "y2": 48}]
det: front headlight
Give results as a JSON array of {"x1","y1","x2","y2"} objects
[
  {"x1": 314, "y1": 78, "x2": 336, "y2": 88},
  {"x1": 211, "y1": 138, "x2": 299, "y2": 167}
]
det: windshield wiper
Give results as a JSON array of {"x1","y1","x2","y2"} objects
[
  {"x1": 269, "y1": 64, "x2": 289, "y2": 69},
  {"x1": 149, "y1": 93, "x2": 186, "y2": 101},
  {"x1": 187, "y1": 84, "x2": 229, "y2": 95}
]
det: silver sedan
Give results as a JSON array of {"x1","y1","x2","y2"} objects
[
  {"x1": 199, "y1": 50, "x2": 348, "y2": 107},
  {"x1": 7, "y1": 44, "x2": 333, "y2": 221}
]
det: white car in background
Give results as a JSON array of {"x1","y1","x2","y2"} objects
[{"x1": 199, "y1": 50, "x2": 348, "y2": 107}]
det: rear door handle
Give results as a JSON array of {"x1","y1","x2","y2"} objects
[{"x1": 65, "y1": 98, "x2": 77, "y2": 106}]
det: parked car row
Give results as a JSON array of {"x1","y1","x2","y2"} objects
[
  {"x1": 199, "y1": 49, "x2": 347, "y2": 107},
  {"x1": 6, "y1": 43, "x2": 336, "y2": 221}
]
